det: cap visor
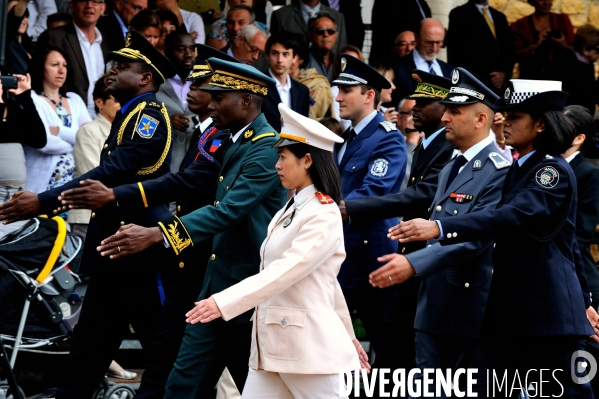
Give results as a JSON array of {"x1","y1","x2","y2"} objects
[
  {"x1": 199, "y1": 84, "x2": 234, "y2": 92},
  {"x1": 272, "y1": 138, "x2": 303, "y2": 148}
]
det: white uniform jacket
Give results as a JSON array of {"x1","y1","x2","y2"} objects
[{"x1": 213, "y1": 185, "x2": 360, "y2": 374}]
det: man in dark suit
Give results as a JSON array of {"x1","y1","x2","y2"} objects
[
  {"x1": 34, "y1": 0, "x2": 109, "y2": 115},
  {"x1": 333, "y1": 54, "x2": 407, "y2": 363},
  {"x1": 391, "y1": 18, "x2": 453, "y2": 107},
  {"x1": 321, "y1": 0, "x2": 364, "y2": 49},
  {"x1": 447, "y1": 0, "x2": 515, "y2": 96},
  {"x1": 370, "y1": 68, "x2": 509, "y2": 395},
  {"x1": 0, "y1": 31, "x2": 177, "y2": 399},
  {"x1": 340, "y1": 71, "x2": 455, "y2": 377},
  {"x1": 97, "y1": 0, "x2": 148, "y2": 51},
  {"x1": 262, "y1": 31, "x2": 310, "y2": 132},
  {"x1": 369, "y1": 0, "x2": 431, "y2": 64},
  {"x1": 58, "y1": 44, "x2": 237, "y2": 399},
  {"x1": 270, "y1": 0, "x2": 347, "y2": 56}
]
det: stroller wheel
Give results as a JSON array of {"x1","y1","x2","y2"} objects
[
  {"x1": 104, "y1": 384, "x2": 136, "y2": 399},
  {"x1": 0, "y1": 384, "x2": 25, "y2": 399}
]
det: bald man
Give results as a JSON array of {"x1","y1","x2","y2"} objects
[{"x1": 390, "y1": 18, "x2": 453, "y2": 106}]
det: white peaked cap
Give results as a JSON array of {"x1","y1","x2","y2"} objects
[{"x1": 273, "y1": 103, "x2": 344, "y2": 152}]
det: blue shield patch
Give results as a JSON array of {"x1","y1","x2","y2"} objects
[{"x1": 136, "y1": 114, "x2": 160, "y2": 139}]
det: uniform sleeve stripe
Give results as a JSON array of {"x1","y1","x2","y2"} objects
[
  {"x1": 138, "y1": 182, "x2": 149, "y2": 208},
  {"x1": 158, "y1": 221, "x2": 180, "y2": 255},
  {"x1": 252, "y1": 132, "x2": 276, "y2": 142}
]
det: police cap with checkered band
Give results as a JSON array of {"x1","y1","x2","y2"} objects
[
  {"x1": 440, "y1": 67, "x2": 499, "y2": 110},
  {"x1": 494, "y1": 79, "x2": 569, "y2": 112}
]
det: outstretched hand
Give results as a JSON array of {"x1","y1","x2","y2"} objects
[
  {"x1": 0, "y1": 191, "x2": 41, "y2": 224},
  {"x1": 186, "y1": 297, "x2": 223, "y2": 324},
  {"x1": 59, "y1": 179, "x2": 116, "y2": 209},
  {"x1": 387, "y1": 219, "x2": 440, "y2": 243},
  {"x1": 97, "y1": 225, "x2": 163, "y2": 259},
  {"x1": 369, "y1": 254, "x2": 416, "y2": 288}
]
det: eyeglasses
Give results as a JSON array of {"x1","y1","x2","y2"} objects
[
  {"x1": 423, "y1": 40, "x2": 443, "y2": 48},
  {"x1": 123, "y1": 0, "x2": 144, "y2": 12},
  {"x1": 314, "y1": 28, "x2": 337, "y2": 36},
  {"x1": 243, "y1": 37, "x2": 263, "y2": 56}
]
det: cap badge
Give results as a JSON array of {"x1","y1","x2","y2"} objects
[
  {"x1": 244, "y1": 129, "x2": 254, "y2": 139},
  {"x1": 125, "y1": 33, "x2": 132, "y2": 47},
  {"x1": 341, "y1": 57, "x2": 347, "y2": 72},
  {"x1": 504, "y1": 87, "x2": 511, "y2": 101},
  {"x1": 451, "y1": 69, "x2": 459, "y2": 84},
  {"x1": 450, "y1": 95, "x2": 468, "y2": 102}
]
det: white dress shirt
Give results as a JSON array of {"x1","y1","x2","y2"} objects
[
  {"x1": 74, "y1": 24, "x2": 105, "y2": 118},
  {"x1": 270, "y1": 69, "x2": 292, "y2": 109}
]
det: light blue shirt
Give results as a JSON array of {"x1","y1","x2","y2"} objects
[
  {"x1": 422, "y1": 127, "x2": 445, "y2": 150},
  {"x1": 517, "y1": 150, "x2": 536, "y2": 166},
  {"x1": 113, "y1": 11, "x2": 128, "y2": 39},
  {"x1": 300, "y1": 0, "x2": 321, "y2": 24}
]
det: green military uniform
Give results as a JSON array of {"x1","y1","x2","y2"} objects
[{"x1": 159, "y1": 58, "x2": 287, "y2": 398}]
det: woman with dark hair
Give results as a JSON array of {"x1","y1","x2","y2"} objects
[
  {"x1": 185, "y1": 104, "x2": 367, "y2": 397},
  {"x1": 130, "y1": 9, "x2": 162, "y2": 47},
  {"x1": 390, "y1": 80, "x2": 598, "y2": 397},
  {"x1": 26, "y1": 45, "x2": 91, "y2": 196}
]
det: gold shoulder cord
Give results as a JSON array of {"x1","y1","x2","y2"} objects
[
  {"x1": 136, "y1": 103, "x2": 172, "y2": 176},
  {"x1": 117, "y1": 102, "x2": 146, "y2": 145}
]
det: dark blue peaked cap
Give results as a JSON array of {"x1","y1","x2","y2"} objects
[
  {"x1": 440, "y1": 67, "x2": 499, "y2": 110},
  {"x1": 332, "y1": 53, "x2": 391, "y2": 93}
]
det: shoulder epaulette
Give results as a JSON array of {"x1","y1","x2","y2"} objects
[
  {"x1": 315, "y1": 192, "x2": 334, "y2": 204},
  {"x1": 488, "y1": 152, "x2": 511, "y2": 169},
  {"x1": 147, "y1": 101, "x2": 162, "y2": 108},
  {"x1": 380, "y1": 120, "x2": 397, "y2": 132},
  {"x1": 252, "y1": 132, "x2": 276, "y2": 143}
]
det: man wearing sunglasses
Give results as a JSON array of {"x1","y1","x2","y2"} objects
[
  {"x1": 35, "y1": 0, "x2": 109, "y2": 117},
  {"x1": 98, "y1": 0, "x2": 148, "y2": 51},
  {"x1": 230, "y1": 23, "x2": 268, "y2": 65},
  {"x1": 306, "y1": 11, "x2": 338, "y2": 82}
]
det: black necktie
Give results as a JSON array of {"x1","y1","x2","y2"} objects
[
  {"x1": 343, "y1": 128, "x2": 356, "y2": 147},
  {"x1": 284, "y1": 197, "x2": 294, "y2": 212},
  {"x1": 510, "y1": 160, "x2": 520, "y2": 181},
  {"x1": 445, "y1": 155, "x2": 468, "y2": 191}
]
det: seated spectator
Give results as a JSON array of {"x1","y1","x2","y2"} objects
[
  {"x1": 206, "y1": 4, "x2": 256, "y2": 52},
  {"x1": 230, "y1": 23, "x2": 268, "y2": 65},
  {"x1": 319, "y1": 116, "x2": 344, "y2": 136},
  {"x1": 46, "y1": 12, "x2": 72, "y2": 29},
  {"x1": 222, "y1": 0, "x2": 272, "y2": 28},
  {"x1": 0, "y1": 73, "x2": 47, "y2": 238},
  {"x1": 157, "y1": 9, "x2": 179, "y2": 53},
  {"x1": 372, "y1": 63, "x2": 398, "y2": 124},
  {"x1": 291, "y1": 33, "x2": 334, "y2": 119},
  {"x1": 393, "y1": 30, "x2": 417, "y2": 58},
  {"x1": 155, "y1": 0, "x2": 205, "y2": 43},
  {"x1": 511, "y1": 0, "x2": 574, "y2": 80},
  {"x1": 331, "y1": 44, "x2": 362, "y2": 129},
  {"x1": 25, "y1": 45, "x2": 91, "y2": 197},
  {"x1": 27, "y1": 0, "x2": 57, "y2": 42},
  {"x1": 130, "y1": 9, "x2": 162, "y2": 47},
  {"x1": 5, "y1": 0, "x2": 33, "y2": 75},
  {"x1": 270, "y1": 0, "x2": 347, "y2": 56},
  {"x1": 305, "y1": 11, "x2": 338, "y2": 82},
  {"x1": 561, "y1": 24, "x2": 599, "y2": 114},
  {"x1": 391, "y1": 18, "x2": 453, "y2": 107},
  {"x1": 97, "y1": 0, "x2": 148, "y2": 51},
  {"x1": 69, "y1": 73, "x2": 120, "y2": 238},
  {"x1": 261, "y1": 31, "x2": 310, "y2": 132}
]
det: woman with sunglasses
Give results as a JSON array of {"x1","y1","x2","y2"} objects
[
  {"x1": 185, "y1": 104, "x2": 367, "y2": 398},
  {"x1": 390, "y1": 80, "x2": 597, "y2": 397}
]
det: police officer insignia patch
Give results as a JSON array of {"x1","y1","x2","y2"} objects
[
  {"x1": 452, "y1": 69, "x2": 459, "y2": 84},
  {"x1": 380, "y1": 121, "x2": 397, "y2": 132},
  {"x1": 488, "y1": 152, "x2": 510, "y2": 169},
  {"x1": 136, "y1": 114, "x2": 160, "y2": 139},
  {"x1": 535, "y1": 166, "x2": 559, "y2": 188},
  {"x1": 341, "y1": 57, "x2": 347, "y2": 72},
  {"x1": 243, "y1": 129, "x2": 254, "y2": 140},
  {"x1": 473, "y1": 160, "x2": 482, "y2": 170},
  {"x1": 371, "y1": 159, "x2": 389, "y2": 177},
  {"x1": 504, "y1": 87, "x2": 511, "y2": 101}
]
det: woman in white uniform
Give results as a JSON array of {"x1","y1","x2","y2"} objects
[{"x1": 185, "y1": 103, "x2": 368, "y2": 398}]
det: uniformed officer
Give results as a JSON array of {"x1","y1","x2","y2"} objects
[
  {"x1": 0, "y1": 30, "x2": 177, "y2": 398},
  {"x1": 394, "y1": 79, "x2": 599, "y2": 397},
  {"x1": 331, "y1": 53, "x2": 407, "y2": 360},
  {"x1": 58, "y1": 43, "x2": 238, "y2": 399},
  {"x1": 95, "y1": 58, "x2": 287, "y2": 398},
  {"x1": 338, "y1": 70, "x2": 455, "y2": 376},
  {"x1": 370, "y1": 67, "x2": 509, "y2": 396}
]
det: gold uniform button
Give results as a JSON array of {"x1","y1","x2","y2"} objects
[
  {"x1": 120, "y1": 221, "x2": 125, "y2": 226},
  {"x1": 103, "y1": 144, "x2": 108, "y2": 149},
  {"x1": 53, "y1": 210, "x2": 57, "y2": 214},
  {"x1": 177, "y1": 205, "x2": 181, "y2": 212},
  {"x1": 436, "y1": 205, "x2": 442, "y2": 212},
  {"x1": 179, "y1": 262, "x2": 184, "y2": 268},
  {"x1": 411, "y1": 177, "x2": 415, "y2": 183},
  {"x1": 107, "y1": 151, "x2": 111, "y2": 156},
  {"x1": 219, "y1": 176, "x2": 223, "y2": 182},
  {"x1": 401, "y1": 247, "x2": 406, "y2": 253},
  {"x1": 91, "y1": 212, "x2": 96, "y2": 218},
  {"x1": 62, "y1": 206, "x2": 66, "y2": 211},
  {"x1": 211, "y1": 254, "x2": 216, "y2": 260},
  {"x1": 464, "y1": 283, "x2": 470, "y2": 288}
]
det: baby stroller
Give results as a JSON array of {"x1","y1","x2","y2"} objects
[{"x1": 0, "y1": 217, "x2": 136, "y2": 399}]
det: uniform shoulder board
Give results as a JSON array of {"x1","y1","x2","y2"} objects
[
  {"x1": 251, "y1": 132, "x2": 276, "y2": 143},
  {"x1": 380, "y1": 121, "x2": 397, "y2": 132},
  {"x1": 315, "y1": 192, "x2": 335, "y2": 204},
  {"x1": 146, "y1": 101, "x2": 162, "y2": 109},
  {"x1": 488, "y1": 152, "x2": 511, "y2": 169}
]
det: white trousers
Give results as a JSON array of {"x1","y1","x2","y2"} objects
[{"x1": 241, "y1": 368, "x2": 348, "y2": 399}]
